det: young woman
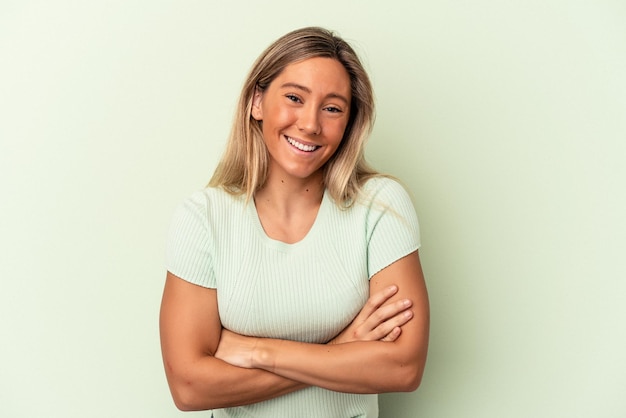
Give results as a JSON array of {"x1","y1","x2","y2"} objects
[{"x1": 160, "y1": 27, "x2": 429, "y2": 417}]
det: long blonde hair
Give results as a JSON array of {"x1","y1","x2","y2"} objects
[{"x1": 209, "y1": 27, "x2": 379, "y2": 207}]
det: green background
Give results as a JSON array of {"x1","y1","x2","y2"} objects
[{"x1": 1, "y1": 1, "x2": 624, "y2": 417}]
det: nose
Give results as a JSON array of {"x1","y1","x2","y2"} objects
[{"x1": 297, "y1": 105, "x2": 321, "y2": 135}]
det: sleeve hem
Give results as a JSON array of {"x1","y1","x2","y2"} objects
[{"x1": 368, "y1": 243, "x2": 421, "y2": 280}]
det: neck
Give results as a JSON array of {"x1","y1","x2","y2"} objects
[{"x1": 254, "y1": 170, "x2": 325, "y2": 214}]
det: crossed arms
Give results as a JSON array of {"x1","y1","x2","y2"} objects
[{"x1": 159, "y1": 250, "x2": 429, "y2": 411}]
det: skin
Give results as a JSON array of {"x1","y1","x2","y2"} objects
[
  {"x1": 159, "y1": 57, "x2": 430, "y2": 410},
  {"x1": 251, "y1": 57, "x2": 353, "y2": 243},
  {"x1": 252, "y1": 57, "x2": 350, "y2": 185}
]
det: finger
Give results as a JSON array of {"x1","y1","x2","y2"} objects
[
  {"x1": 380, "y1": 326, "x2": 402, "y2": 342},
  {"x1": 355, "y1": 285, "x2": 399, "y2": 322},
  {"x1": 368, "y1": 309, "x2": 414, "y2": 341},
  {"x1": 363, "y1": 298, "x2": 412, "y2": 330}
]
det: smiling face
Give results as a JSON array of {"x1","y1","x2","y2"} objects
[{"x1": 251, "y1": 57, "x2": 352, "y2": 184}]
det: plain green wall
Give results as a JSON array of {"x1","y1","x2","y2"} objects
[{"x1": 1, "y1": 1, "x2": 624, "y2": 417}]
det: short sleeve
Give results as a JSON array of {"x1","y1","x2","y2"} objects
[
  {"x1": 364, "y1": 178, "x2": 421, "y2": 278},
  {"x1": 165, "y1": 191, "x2": 216, "y2": 288}
]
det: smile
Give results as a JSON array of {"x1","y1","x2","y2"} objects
[{"x1": 285, "y1": 136, "x2": 320, "y2": 152}]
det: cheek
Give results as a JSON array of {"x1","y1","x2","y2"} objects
[
  {"x1": 262, "y1": 107, "x2": 291, "y2": 137},
  {"x1": 270, "y1": 104, "x2": 294, "y2": 124},
  {"x1": 329, "y1": 120, "x2": 349, "y2": 144}
]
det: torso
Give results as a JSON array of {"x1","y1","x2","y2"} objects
[{"x1": 167, "y1": 177, "x2": 419, "y2": 418}]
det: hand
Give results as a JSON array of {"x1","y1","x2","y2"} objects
[
  {"x1": 329, "y1": 285, "x2": 413, "y2": 345},
  {"x1": 214, "y1": 329, "x2": 257, "y2": 369}
]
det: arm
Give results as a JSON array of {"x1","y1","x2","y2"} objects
[
  {"x1": 160, "y1": 271, "x2": 307, "y2": 411},
  {"x1": 160, "y1": 271, "x2": 415, "y2": 410},
  {"x1": 216, "y1": 250, "x2": 430, "y2": 394}
]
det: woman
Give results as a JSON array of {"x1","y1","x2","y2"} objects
[{"x1": 160, "y1": 27, "x2": 429, "y2": 417}]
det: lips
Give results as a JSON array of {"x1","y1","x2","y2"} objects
[{"x1": 285, "y1": 136, "x2": 320, "y2": 152}]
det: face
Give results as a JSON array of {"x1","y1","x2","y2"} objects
[{"x1": 251, "y1": 57, "x2": 351, "y2": 183}]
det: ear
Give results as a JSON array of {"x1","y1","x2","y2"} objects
[{"x1": 251, "y1": 88, "x2": 263, "y2": 121}]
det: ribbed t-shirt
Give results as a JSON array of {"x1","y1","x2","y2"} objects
[{"x1": 166, "y1": 177, "x2": 421, "y2": 418}]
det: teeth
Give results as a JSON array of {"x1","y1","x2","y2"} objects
[{"x1": 286, "y1": 136, "x2": 319, "y2": 152}]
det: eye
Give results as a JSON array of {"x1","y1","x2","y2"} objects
[
  {"x1": 285, "y1": 94, "x2": 302, "y2": 103},
  {"x1": 324, "y1": 106, "x2": 343, "y2": 114}
]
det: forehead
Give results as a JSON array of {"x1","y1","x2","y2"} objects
[{"x1": 272, "y1": 57, "x2": 351, "y2": 99}]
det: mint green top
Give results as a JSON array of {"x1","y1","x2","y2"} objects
[{"x1": 166, "y1": 177, "x2": 420, "y2": 418}]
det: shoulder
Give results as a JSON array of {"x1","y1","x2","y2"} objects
[
  {"x1": 178, "y1": 186, "x2": 244, "y2": 213},
  {"x1": 357, "y1": 177, "x2": 421, "y2": 277},
  {"x1": 358, "y1": 176, "x2": 420, "y2": 236},
  {"x1": 358, "y1": 176, "x2": 414, "y2": 207},
  {"x1": 170, "y1": 187, "x2": 247, "y2": 235}
]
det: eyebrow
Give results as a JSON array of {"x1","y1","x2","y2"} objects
[{"x1": 279, "y1": 82, "x2": 350, "y2": 104}]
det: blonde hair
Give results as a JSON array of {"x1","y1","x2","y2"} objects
[{"x1": 209, "y1": 27, "x2": 379, "y2": 207}]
